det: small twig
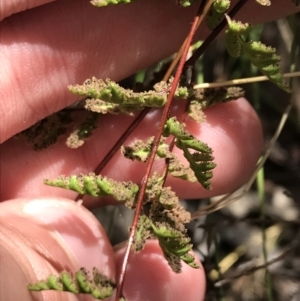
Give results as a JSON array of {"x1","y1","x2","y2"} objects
[
  {"x1": 191, "y1": 99, "x2": 293, "y2": 219},
  {"x1": 210, "y1": 224, "x2": 283, "y2": 281},
  {"x1": 257, "y1": 167, "x2": 274, "y2": 301},
  {"x1": 193, "y1": 71, "x2": 300, "y2": 89},
  {"x1": 214, "y1": 239, "x2": 299, "y2": 287}
]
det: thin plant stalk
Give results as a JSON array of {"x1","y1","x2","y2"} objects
[
  {"x1": 114, "y1": 4, "x2": 207, "y2": 299},
  {"x1": 193, "y1": 71, "x2": 300, "y2": 89},
  {"x1": 257, "y1": 167, "x2": 273, "y2": 301},
  {"x1": 163, "y1": 0, "x2": 214, "y2": 81},
  {"x1": 191, "y1": 99, "x2": 293, "y2": 219}
]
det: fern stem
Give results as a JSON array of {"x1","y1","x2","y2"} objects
[
  {"x1": 115, "y1": 5, "x2": 205, "y2": 300},
  {"x1": 162, "y1": 0, "x2": 212, "y2": 81},
  {"x1": 159, "y1": 0, "x2": 217, "y2": 187},
  {"x1": 159, "y1": 1, "x2": 252, "y2": 197}
]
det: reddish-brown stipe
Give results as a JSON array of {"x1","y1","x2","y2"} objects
[{"x1": 114, "y1": 6, "x2": 203, "y2": 301}]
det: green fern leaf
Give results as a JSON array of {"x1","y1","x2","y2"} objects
[
  {"x1": 227, "y1": 19, "x2": 251, "y2": 35},
  {"x1": 69, "y1": 78, "x2": 168, "y2": 107},
  {"x1": 225, "y1": 17, "x2": 291, "y2": 92},
  {"x1": 66, "y1": 112, "x2": 99, "y2": 148},
  {"x1": 151, "y1": 222, "x2": 199, "y2": 272},
  {"x1": 91, "y1": 0, "x2": 133, "y2": 7},
  {"x1": 225, "y1": 30, "x2": 241, "y2": 57},
  {"x1": 132, "y1": 215, "x2": 153, "y2": 253},
  {"x1": 163, "y1": 117, "x2": 216, "y2": 189},
  {"x1": 91, "y1": 0, "x2": 201, "y2": 7},
  {"x1": 205, "y1": 0, "x2": 231, "y2": 30},
  {"x1": 175, "y1": 0, "x2": 200, "y2": 7},
  {"x1": 44, "y1": 173, "x2": 139, "y2": 203},
  {"x1": 85, "y1": 98, "x2": 142, "y2": 115},
  {"x1": 122, "y1": 137, "x2": 199, "y2": 182},
  {"x1": 28, "y1": 269, "x2": 115, "y2": 299}
]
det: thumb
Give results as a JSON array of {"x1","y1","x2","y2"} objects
[{"x1": 0, "y1": 197, "x2": 116, "y2": 300}]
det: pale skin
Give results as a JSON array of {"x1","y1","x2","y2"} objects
[{"x1": 0, "y1": 0, "x2": 299, "y2": 300}]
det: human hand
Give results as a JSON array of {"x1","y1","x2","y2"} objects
[
  {"x1": 0, "y1": 197, "x2": 205, "y2": 301},
  {"x1": 0, "y1": 0, "x2": 299, "y2": 300}
]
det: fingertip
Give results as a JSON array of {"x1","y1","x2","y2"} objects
[
  {"x1": 0, "y1": 220, "x2": 62, "y2": 301},
  {"x1": 0, "y1": 0, "x2": 56, "y2": 21},
  {"x1": 114, "y1": 240, "x2": 206, "y2": 301},
  {"x1": 0, "y1": 197, "x2": 116, "y2": 300},
  {"x1": 0, "y1": 197, "x2": 116, "y2": 275}
]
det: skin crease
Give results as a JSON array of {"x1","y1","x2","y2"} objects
[{"x1": 0, "y1": 0, "x2": 299, "y2": 300}]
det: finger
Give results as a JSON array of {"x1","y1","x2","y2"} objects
[
  {"x1": 1, "y1": 0, "x2": 299, "y2": 142},
  {"x1": 0, "y1": 0, "x2": 56, "y2": 21},
  {"x1": 0, "y1": 0, "x2": 199, "y2": 142},
  {"x1": 0, "y1": 97, "x2": 263, "y2": 204},
  {"x1": 114, "y1": 240, "x2": 206, "y2": 301},
  {"x1": 0, "y1": 197, "x2": 116, "y2": 300}
]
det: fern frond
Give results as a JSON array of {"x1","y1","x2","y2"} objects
[
  {"x1": 163, "y1": 117, "x2": 212, "y2": 153},
  {"x1": 44, "y1": 173, "x2": 139, "y2": 203},
  {"x1": 205, "y1": 0, "x2": 231, "y2": 30},
  {"x1": 163, "y1": 117, "x2": 216, "y2": 189},
  {"x1": 19, "y1": 112, "x2": 72, "y2": 150},
  {"x1": 85, "y1": 98, "x2": 142, "y2": 115},
  {"x1": 225, "y1": 17, "x2": 291, "y2": 92},
  {"x1": 151, "y1": 222, "x2": 199, "y2": 272},
  {"x1": 132, "y1": 215, "x2": 153, "y2": 253},
  {"x1": 122, "y1": 137, "x2": 199, "y2": 182},
  {"x1": 91, "y1": 0, "x2": 202, "y2": 7},
  {"x1": 91, "y1": 0, "x2": 133, "y2": 7},
  {"x1": 28, "y1": 268, "x2": 115, "y2": 299},
  {"x1": 69, "y1": 78, "x2": 168, "y2": 107},
  {"x1": 69, "y1": 78, "x2": 192, "y2": 111},
  {"x1": 175, "y1": 0, "x2": 200, "y2": 7},
  {"x1": 66, "y1": 112, "x2": 99, "y2": 148},
  {"x1": 131, "y1": 198, "x2": 198, "y2": 273},
  {"x1": 187, "y1": 86, "x2": 244, "y2": 122},
  {"x1": 120, "y1": 119, "x2": 215, "y2": 188},
  {"x1": 227, "y1": 19, "x2": 251, "y2": 35}
]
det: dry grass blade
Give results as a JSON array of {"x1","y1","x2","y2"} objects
[
  {"x1": 191, "y1": 99, "x2": 293, "y2": 220},
  {"x1": 194, "y1": 71, "x2": 300, "y2": 89}
]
